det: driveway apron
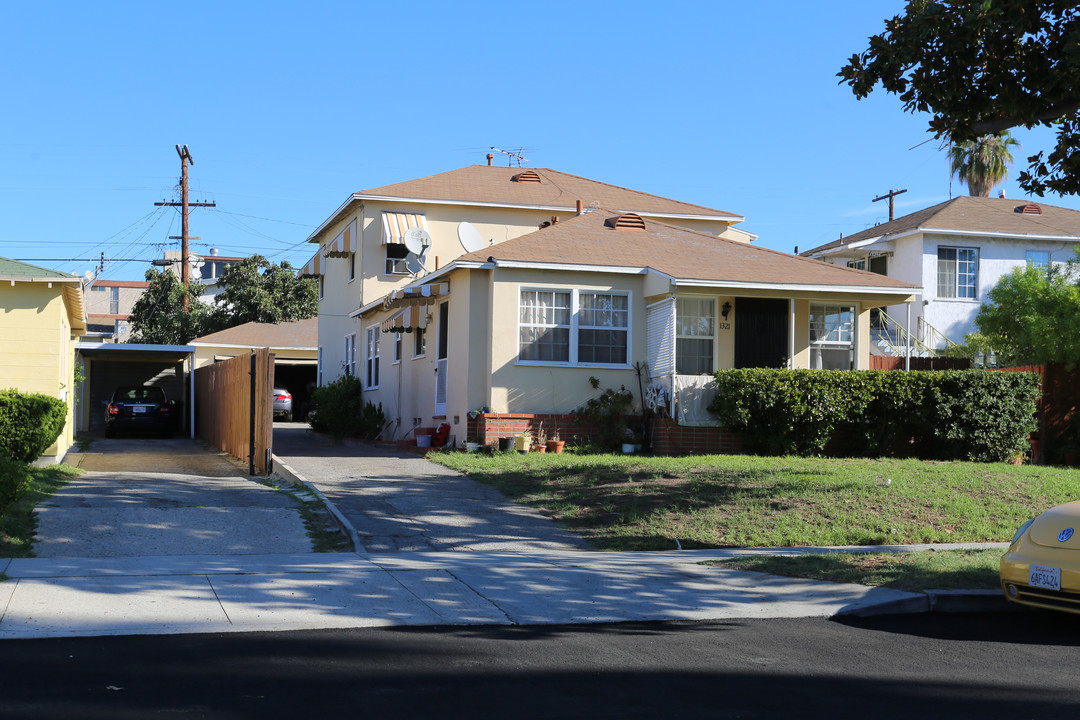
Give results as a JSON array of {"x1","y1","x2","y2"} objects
[
  {"x1": 272, "y1": 426, "x2": 588, "y2": 553},
  {"x1": 35, "y1": 437, "x2": 312, "y2": 557}
]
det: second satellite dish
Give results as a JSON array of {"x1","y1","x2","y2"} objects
[
  {"x1": 457, "y1": 222, "x2": 485, "y2": 253},
  {"x1": 403, "y1": 227, "x2": 431, "y2": 255}
]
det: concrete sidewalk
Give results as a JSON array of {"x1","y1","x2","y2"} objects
[{"x1": 2, "y1": 547, "x2": 1002, "y2": 639}]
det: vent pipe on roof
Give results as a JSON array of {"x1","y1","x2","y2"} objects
[
  {"x1": 576, "y1": 200, "x2": 583, "y2": 214},
  {"x1": 487, "y1": 153, "x2": 493, "y2": 166}
]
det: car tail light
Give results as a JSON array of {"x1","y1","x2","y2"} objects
[
  {"x1": 107, "y1": 403, "x2": 120, "y2": 415},
  {"x1": 158, "y1": 405, "x2": 171, "y2": 415},
  {"x1": 276, "y1": 392, "x2": 291, "y2": 400}
]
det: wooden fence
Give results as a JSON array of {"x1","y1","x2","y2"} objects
[
  {"x1": 995, "y1": 363, "x2": 1080, "y2": 464},
  {"x1": 869, "y1": 356, "x2": 971, "y2": 371},
  {"x1": 194, "y1": 348, "x2": 275, "y2": 474}
]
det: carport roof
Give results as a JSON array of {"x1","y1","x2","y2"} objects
[{"x1": 76, "y1": 342, "x2": 194, "y2": 360}]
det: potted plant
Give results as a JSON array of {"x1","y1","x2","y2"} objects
[
  {"x1": 513, "y1": 431, "x2": 532, "y2": 453},
  {"x1": 533, "y1": 423, "x2": 548, "y2": 453},
  {"x1": 546, "y1": 426, "x2": 565, "y2": 454},
  {"x1": 464, "y1": 436, "x2": 480, "y2": 453}
]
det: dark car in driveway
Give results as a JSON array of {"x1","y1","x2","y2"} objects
[{"x1": 105, "y1": 386, "x2": 176, "y2": 438}]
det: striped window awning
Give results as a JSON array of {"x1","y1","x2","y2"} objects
[
  {"x1": 323, "y1": 220, "x2": 356, "y2": 258},
  {"x1": 380, "y1": 304, "x2": 430, "y2": 333},
  {"x1": 382, "y1": 212, "x2": 428, "y2": 245},
  {"x1": 381, "y1": 282, "x2": 449, "y2": 311},
  {"x1": 299, "y1": 251, "x2": 322, "y2": 278}
]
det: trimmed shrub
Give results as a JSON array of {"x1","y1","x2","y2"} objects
[
  {"x1": 0, "y1": 453, "x2": 31, "y2": 510},
  {"x1": 0, "y1": 389, "x2": 68, "y2": 463},
  {"x1": 708, "y1": 369, "x2": 1040, "y2": 462},
  {"x1": 308, "y1": 374, "x2": 365, "y2": 439}
]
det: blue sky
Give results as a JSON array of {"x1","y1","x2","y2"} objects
[{"x1": 2, "y1": 1, "x2": 1074, "y2": 282}]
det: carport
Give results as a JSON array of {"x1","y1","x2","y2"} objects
[{"x1": 75, "y1": 343, "x2": 196, "y2": 437}]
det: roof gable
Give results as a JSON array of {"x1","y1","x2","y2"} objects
[
  {"x1": 357, "y1": 165, "x2": 740, "y2": 219},
  {"x1": 0, "y1": 256, "x2": 81, "y2": 282},
  {"x1": 804, "y1": 196, "x2": 1080, "y2": 256}
]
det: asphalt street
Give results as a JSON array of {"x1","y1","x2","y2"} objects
[{"x1": 1, "y1": 612, "x2": 1077, "y2": 719}]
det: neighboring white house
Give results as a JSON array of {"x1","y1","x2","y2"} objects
[{"x1": 801, "y1": 197, "x2": 1080, "y2": 352}]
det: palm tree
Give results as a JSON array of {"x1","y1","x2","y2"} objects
[{"x1": 949, "y1": 131, "x2": 1020, "y2": 197}]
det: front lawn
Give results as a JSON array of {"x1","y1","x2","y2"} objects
[
  {"x1": 709, "y1": 549, "x2": 1003, "y2": 591},
  {"x1": 432, "y1": 452, "x2": 1078, "y2": 551},
  {"x1": 0, "y1": 464, "x2": 80, "y2": 558}
]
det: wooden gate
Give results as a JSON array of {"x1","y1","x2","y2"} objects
[{"x1": 194, "y1": 348, "x2": 275, "y2": 474}]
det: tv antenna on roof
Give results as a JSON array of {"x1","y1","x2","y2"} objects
[{"x1": 490, "y1": 146, "x2": 528, "y2": 167}]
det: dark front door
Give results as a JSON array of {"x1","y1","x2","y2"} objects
[{"x1": 734, "y1": 298, "x2": 788, "y2": 368}]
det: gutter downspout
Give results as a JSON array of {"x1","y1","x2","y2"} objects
[{"x1": 789, "y1": 299, "x2": 796, "y2": 369}]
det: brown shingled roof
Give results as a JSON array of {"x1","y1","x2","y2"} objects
[
  {"x1": 191, "y1": 318, "x2": 317, "y2": 348},
  {"x1": 455, "y1": 210, "x2": 916, "y2": 290},
  {"x1": 803, "y1": 196, "x2": 1080, "y2": 256},
  {"x1": 359, "y1": 165, "x2": 740, "y2": 219}
]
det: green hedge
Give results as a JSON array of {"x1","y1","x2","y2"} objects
[
  {"x1": 708, "y1": 369, "x2": 1040, "y2": 462},
  {"x1": 0, "y1": 389, "x2": 68, "y2": 463},
  {"x1": 0, "y1": 453, "x2": 31, "y2": 510}
]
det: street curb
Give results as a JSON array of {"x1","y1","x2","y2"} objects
[
  {"x1": 271, "y1": 454, "x2": 364, "y2": 554},
  {"x1": 837, "y1": 589, "x2": 1016, "y2": 618}
]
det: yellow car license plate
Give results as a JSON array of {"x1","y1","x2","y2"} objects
[{"x1": 1030, "y1": 564, "x2": 1061, "y2": 591}]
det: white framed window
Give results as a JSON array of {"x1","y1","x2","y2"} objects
[
  {"x1": 385, "y1": 244, "x2": 410, "y2": 275},
  {"x1": 393, "y1": 331, "x2": 402, "y2": 363},
  {"x1": 364, "y1": 327, "x2": 379, "y2": 389},
  {"x1": 413, "y1": 327, "x2": 426, "y2": 358},
  {"x1": 809, "y1": 304, "x2": 855, "y2": 370},
  {"x1": 318, "y1": 274, "x2": 325, "y2": 299},
  {"x1": 349, "y1": 252, "x2": 356, "y2": 281},
  {"x1": 937, "y1": 247, "x2": 978, "y2": 299},
  {"x1": 344, "y1": 333, "x2": 356, "y2": 378},
  {"x1": 518, "y1": 288, "x2": 630, "y2": 366},
  {"x1": 1026, "y1": 250, "x2": 1050, "y2": 268},
  {"x1": 676, "y1": 297, "x2": 714, "y2": 374},
  {"x1": 846, "y1": 259, "x2": 866, "y2": 271}
]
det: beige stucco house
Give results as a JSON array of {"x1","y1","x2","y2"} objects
[
  {"x1": 0, "y1": 257, "x2": 86, "y2": 463},
  {"x1": 304, "y1": 164, "x2": 916, "y2": 449}
]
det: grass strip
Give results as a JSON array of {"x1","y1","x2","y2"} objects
[
  {"x1": 0, "y1": 464, "x2": 81, "y2": 559},
  {"x1": 433, "y1": 451, "x2": 1078, "y2": 551},
  {"x1": 707, "y1": 549, "x2": 1003, "y2": 592}
]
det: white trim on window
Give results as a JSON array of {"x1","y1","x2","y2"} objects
[
  {"x1": 517, "y1": 287, "x2": 632, "y2": 367},
  {"x1": 364, "y1": 326, "x2": 380, "y2": 389},
  {"x1": 345, "y1": 333, "x2": 357, "y2": 378},
  {"x1": 937, "y1": 246, "x2": 978, "y2": 299}
]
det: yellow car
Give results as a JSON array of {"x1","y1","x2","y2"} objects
[{"x1": 1001, "y1": 501, "x2": 1080, "y2": 614}]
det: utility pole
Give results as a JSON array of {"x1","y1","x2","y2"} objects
[
  {"x1": 155, "y1": 145, "x2": 216, "y2": 309},
  {"x1": 872, "y1": 188, "x2": 907, "y2": 222}
]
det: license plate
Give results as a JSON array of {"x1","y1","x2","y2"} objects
[
  {"x1": 1030, "y1": 564, "x2": 1061, "y2": 591},
  {"x1": 132, "y1": 406, "x2": 148, "y2": 414}
]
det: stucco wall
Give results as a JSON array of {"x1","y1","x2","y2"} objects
[{"x1": 0, "y1": 283, "x2": 77, "y2": 461}]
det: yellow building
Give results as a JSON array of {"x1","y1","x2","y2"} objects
[
  {"x1": 0, "y1": 257, "x2": 86, "y2": 464},
  {"x1": 304, "y1": 165, "x2": 917, "y2": 452}
]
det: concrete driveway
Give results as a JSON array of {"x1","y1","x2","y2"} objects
[
  {"x1": 272, "y1": 425, "x2": 588, "y2": 553},
  {"x1": 35, "y1": 437, "x2": 313, "y2": 557}
]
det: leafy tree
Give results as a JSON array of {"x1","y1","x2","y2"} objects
[
  {"x1": 948, "y1": 131, "x2": 1019, "y2": 196},
  {"x1": 974, "y1": 255, "x2": 1080, "y2": 369},
  {"x1": 206, "y1": 256, "x2": 317, "y2": 332},
  {"x1": 840, "y1": 1, "x2": 1080, "y2": 196},
  {"x1": 127, "y1": 268, "x2": 209, "y2": 344}
]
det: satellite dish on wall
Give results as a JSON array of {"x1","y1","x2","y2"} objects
[
  {"x1": 406, "y1": 253, "x2": 426, "y2": 276},
  {"x1": 403, "y1": 227, "x2": 431, "y2": 255},
  {"x1": 457, "y1": 221, "x2": 485, "y2": 253}
]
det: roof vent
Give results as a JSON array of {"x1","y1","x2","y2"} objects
[
  {"x1": 512, "y1": 170, "x2": 542, "y2": 183},
  {"x1": 604, "y1": 213, "x2": 647, "y2": 231},
  {"x1": 1015, "y1": 203, "x2": 1043, "y2": 215}
]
